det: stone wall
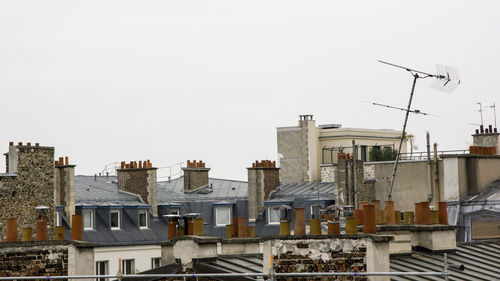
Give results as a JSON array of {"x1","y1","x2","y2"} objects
[
  {"x1": 263, "y1": 236, "x2": 392, "y2": 281},
  {"x1": 0, "y1": 145, "x2": 56, "y2": 241},
  {"x1": 320, "y1": 165, "x2": 336, "y2": 182},
  {"x1": 264, "y1": 237, "x2": 370, "y2": 281},
  {"x1": 0, "y1": 241, "x2": 95, "y2": 278},
  {"x1": 0, "y1": 242, "x2": 68, "y2": 277}
]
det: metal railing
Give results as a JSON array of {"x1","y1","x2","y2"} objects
[
  {"x1": 0, "y1": 254, "x2": 453, "y2": 280},
  {"x1": 398, "y1": 149, "x2": 468, "y2": 161}
]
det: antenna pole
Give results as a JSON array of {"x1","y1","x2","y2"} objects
[
  {"x1": 490, "y1": 103, "x2": 497, "y2": 129},
  {"x1": 388, "y1": 74, "x2": 419, "y2": 201},
  {"x1": 477, "y1": 102, "x2": 484, "y2": 127}
]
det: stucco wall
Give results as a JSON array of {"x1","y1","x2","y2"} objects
[{"x1": 94, "y1": 245, "x2": 161, "y2": 274}]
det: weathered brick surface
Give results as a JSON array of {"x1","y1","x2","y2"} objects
[
  {"x1": 117, "y1": 168, "x2": 152, "y2": 203},
  {"x1": 182, "y1": 168, "x2": 210, "y2": 192},
  {"x1": 0, "y1": 243, "x2": 68, "y2": 277},
  {"x1": 271, "y1": 238, "x2": 367, "y2": 281},
  {"x1": 0, "y1": 146, "x2": 56, "y2": 241},
  {"x1": 263, "y1": 168, "x2": 279, "y2": 200}
]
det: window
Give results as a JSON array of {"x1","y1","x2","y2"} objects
[
  {"x1": 151, "y1": 257, "x2": 161, "y2": 269},
  {"x1": 215, "y1": 206, "x2": 231, "y2": 226},
  {"x1": 267, "y1": 207, "x2": 281, "y2": 224},
  {"x1": 122, "y1": 259, "x2": 135, "y2": 274},
  {"x1": 311, "y1": 205, "x2": 321, "y2": 219},
  {"x1": 361, "y1": 146, "x2": 367, "y2": 162},
  {"x1": 56, "y1": 211, "x2": 62, "y2": 227},
  {"x1": 110, "y1": 210, "x2": 120, "y2": 230},
  {"x1": 166, "y1": 208, "x2": 180, "y2": 215},
  {"x1": 139, "y1": 210, "x2": 148, "y2": 229},
  {"x1": 96, "y1": 261, "x2": 108, "y2": 281},
  {"x1": 83, "y1": 210, "x2": 94, "y2": 230}
]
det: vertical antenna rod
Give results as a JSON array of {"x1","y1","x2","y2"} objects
[
  {"x1": 477, "y1": 102, "x2": 484, "y2": 127},
  {"x1": 489, "y1": 103, "x2": 497, "y2": 129}
]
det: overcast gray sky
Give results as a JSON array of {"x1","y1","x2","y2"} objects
[{"x1": 1, "y1": 0, "x2": 498, "y2": 181}]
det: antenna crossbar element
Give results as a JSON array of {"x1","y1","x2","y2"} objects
[
  {"x1": 378, "y1": 60, "x2": 460, "y2": 201},
  {"x1": 371, "y1": 102, "x2": 435, "y2": 116}
]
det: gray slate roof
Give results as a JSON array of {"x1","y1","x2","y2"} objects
[
  {"x1": 157, "y1": 177, "x2": 249, "y2": 204},
  {"x1": 75, "y1": 175, "x2": 148, "y2": 207},
  {"x1": 390, "y1": 240, "x2": 500, "y2": 281},
  {"x1": 462, "y1": 179, "x2": 500, "y2": 202},
  {"x1": 268, "y1": 182, "x2": 335, "y2": 202}
]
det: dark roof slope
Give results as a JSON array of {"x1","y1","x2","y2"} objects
[{"x1": 390, "y1": 240, "x2": 500, "y2": 281}]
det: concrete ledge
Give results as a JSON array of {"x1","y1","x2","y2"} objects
[
  {"x1": 221, "y1": 237, "x2": 261, "y2": 244},
  {"x1": 357, "y1": 224, "x2": 456, "y2": 232},
  {"x1": 159, "y1": 236, "x2": 222, "y2": 246},
  {"x1": 0, "y1": 240, "x2": 98, "y2": 248},
  {"x1": 261, "y1": 234, "x2": 394, "y2": 243}
]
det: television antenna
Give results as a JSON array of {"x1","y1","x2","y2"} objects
[
  {"x1": 370, "y1": 102, "x2": 438, "y2": 117},
  {"x1": 488, "y1": 103, "x2": 497, "y2": 129},
  {"x1": 477, "y1": 102, "x2": 484, "y2": 127},
  {"x1": 378, "y1": 60, "x2": 461, "y2": 201}
]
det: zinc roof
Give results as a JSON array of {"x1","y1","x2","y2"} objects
[{"x1": 390, "y1": 240, "x2": 500, "y2": 281}]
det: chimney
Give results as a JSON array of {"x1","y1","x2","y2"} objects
[
  {"x1": 117, "y1": 160, "x2": 158, "y2": 217},
  {"x1": 247, "y1": 160, "x2": 280, "y2": 222},
  {"x1": 182, "y1": 160, "x2": 210, "y2": 192},
  {"x1": 55, "y1": 156, "x2": 76, "y2": 227}
]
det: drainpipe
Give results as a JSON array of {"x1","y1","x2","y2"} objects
[
  {"x1": 434, "y1": 143, "x2": 440, "y2": 203},
  {"x1": 426, "y1": 132, "x2": 433, "y2": 203}
]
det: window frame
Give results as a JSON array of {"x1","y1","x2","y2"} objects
[
  {"x1": 121, "y1": 259, "x2": 135, "y2": 274},
  {"x1": 215, "y1": 206, "x2": 232, "y2": 227},
  {"x1": 267, "y1": 206, "x2": 282, "y2": 225},
  {"x1": 83, "y1": 210, "x2": 95, "y2": 230},
  {"x1": 151, "y1": 257, "x2": 161, "y2": 269},
  {"x1": 96, "y1": 260, "x2": 108, "y2": 281},
  {"x1": 110, "y1": 210, "x2": 121, "y2": 230},
  {"x1": 139, "y1": 209, "x2": 148, "y2": 229},
  {"x1": 310, "y1": 204, "x2": 322, "y2": 219}
]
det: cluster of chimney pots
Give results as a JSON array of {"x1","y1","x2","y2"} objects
[{"x1": 2, "y1": 151, "x2": 449, "y2": 242}]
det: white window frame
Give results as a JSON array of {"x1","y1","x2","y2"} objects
[
  {"x1": 215, "y1": 206, "x2": 232, "y2": 227},
  {"x1": 267, "y1": 206, "x2": 281, "y2": 225},
  {"x1": 96, "y1": 260, "x2": 108, "y2": 281},
  {"x1": 121, "y1": 259, "x2": 135, "y2": 274},
  {"x1": 83, "y1": 210, "x2": 94, "y2": 230},
  {"x1": 56, "y1": 211, "x2": 62, "y2": 227},
  {"x1": 139, "y1": 210, "x2": 148, "y2": 229},
  {"x1": 310, "y1": 204, "x2": 321, "y2": 219},
  {"x1": 110, "y1": 210, "x2": 121, "y2": 230},
  {"x1": 151, "y1": 257, "x2": 161, "y2": 269},
  {"x1": 167, "y1": 208, "x2": 180, "y2": 215}
]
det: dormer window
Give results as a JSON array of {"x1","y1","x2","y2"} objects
[
  {"x1": 139, "y1": 210, "x2": 148, "y2": 229},
  {"x1": 110, "y1": 210, "x2": 121, "y2": 230},
  {"x1": 83, "y1": 210, "x2": 94, "y2": 230},
  {"x1": 215, "y1": 206, "x2": 231, "y2": 226}
]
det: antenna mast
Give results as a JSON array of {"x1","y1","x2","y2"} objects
[
  {"x1": 378, "y1": 60, "x2": 460, "y2": 201},
  {"x1": 489, "y1": 103, "x2": 497, "y2": 129},
  {"x1": 477, "y1": 102, "x2": 484, "y2": 127}
]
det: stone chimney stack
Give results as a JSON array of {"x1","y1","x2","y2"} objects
[
  {"x1": 470, "y1": 125, "x2": 499, "y2": 155},
  {"x1": 247, "y1": 160, "x2": 280, "y2": 223},
  {"x1": 0, "y1": 142, "x2": 56, "y2": 241},
  {"x1": 117, "y1": 160, "x2": 158, "y2": 217},
  {"x1": 54, "y1": 156, "x2": 76, "y2": 226},
  {"x1": 182, "y1": 160, "x2": 210, "y2": 192}
]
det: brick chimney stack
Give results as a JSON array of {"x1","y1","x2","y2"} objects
[
  {"x1": 117, "y1": 160, "x2": 158, "y2": 217},
  {"x1": 182, "y1": 160, "x2": 210, "y2": 192},
  {"x1": 470, "y1": 125, "x2": 500, "y2": 155},
  {"x1": 55, "y1": 156, "x2": 76, "y2": 227},
  {"x1": 247, "y1": 160, "x2": 280, "y2": 223}
]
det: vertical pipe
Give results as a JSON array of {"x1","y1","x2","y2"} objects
[
  {"x1": 426, "y1": 132, "x2": 434, "y2": 203},
  {"x1": 352, "y1": 140, "x2": 357, "y2": 208},
  {"x1": 434, "y1": 143, "x2": 440, "y2": 202}
]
